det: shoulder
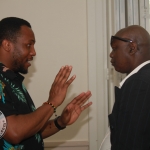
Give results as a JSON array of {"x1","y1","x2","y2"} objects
[
  {"x1": 128, "y1": 64, "x2": 150, "y2": 82},
  {"x1": 121, "y1": 66, "x2": 150, "y2": 90}
]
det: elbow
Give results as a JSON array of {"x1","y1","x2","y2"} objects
[
  {"x1": 9, "y1": 136, "x2": 22, "y2": 145},
  {"x1": 4, "y1": 131, "x2": 24, "y2": 144}
]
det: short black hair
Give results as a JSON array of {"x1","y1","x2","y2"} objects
[{"x1": 0, "y1": 17, "x2": 31, "y2": 45}]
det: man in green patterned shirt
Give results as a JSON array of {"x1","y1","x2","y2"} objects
[{"x1": 0, "y1": 17, "x2": 92, "y2": 150}]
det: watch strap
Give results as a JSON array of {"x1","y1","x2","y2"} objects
[{"x1": 54, "y1": 116, "x2": 66, "y2": 130}]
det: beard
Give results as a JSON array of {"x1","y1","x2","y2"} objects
[
  {"x1": 13, "y1": 61, "x2": 28, "y2": 74},
  {"x1": 12, "y1": 47, "x2": 28, "y2": 74}
]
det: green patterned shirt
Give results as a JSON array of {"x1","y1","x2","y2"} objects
[{"x1": 0, "y1": 63, "x2": 44, "y2": 150}]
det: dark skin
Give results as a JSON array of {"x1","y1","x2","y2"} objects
[
  {"x1": 0, "y1": 25, "x2": 92, "y2": 144},
  {"x1": 110, "y1": 25, "x2": 150, "y2": 74}
]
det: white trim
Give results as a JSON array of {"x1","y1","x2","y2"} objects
[
  {"x1": 87, "y1": 0, "x2": 109, "y2": 149},
  {"x1": 107, "y1": 0, "x2": 117, "y2": 114}
]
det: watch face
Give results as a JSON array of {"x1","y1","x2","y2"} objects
[{"x1": 0, "y1": 111, "x2": 7, "y2": 138}]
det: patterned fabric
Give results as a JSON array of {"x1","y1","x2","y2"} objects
[{"x1": 0, "y1": 63, "x2": 44, "y2": 150}]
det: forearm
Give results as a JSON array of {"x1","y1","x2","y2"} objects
[
  {"x1": 3, "y1": 65, "x2": 75, "y2": 144},
  {"x1": 41, "y1": 116, "x2": 67, "y2": 139},
  {"x1": 4, "y1": 103, "x2": 55, "y2": 144},
  {"x1": 41, "y1": 119, "x2": 60, "y2": 139}
]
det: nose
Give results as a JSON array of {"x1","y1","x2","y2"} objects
[
  {"x1": 109, "y1": 50, "x2": 113, "y2": 58},
  {"x1": 30, "y1": 47, "x2": 36, "y2": 56}
]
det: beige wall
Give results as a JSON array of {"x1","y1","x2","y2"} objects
[{"x1": 0, "y1": 0, "x2": 89, "y2": 143}]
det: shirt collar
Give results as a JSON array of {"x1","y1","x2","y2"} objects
[
  {"x1": 0, "y1": 63, "x2": 24, "y2": 81},
  {"x1": 119, "y1": 60, "x2": 150, "y2": 88}
]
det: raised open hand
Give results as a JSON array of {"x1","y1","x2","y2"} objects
[
  {"x1": 48, "y1": 65, "x2": 76, "y2": 107},
  {"x1": 58, "y1": 91, "x2": 92, "y2": 126}
]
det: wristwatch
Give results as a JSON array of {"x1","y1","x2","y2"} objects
[{"x1": 54, "y1": 116, "x2": 66, "y2": 130}]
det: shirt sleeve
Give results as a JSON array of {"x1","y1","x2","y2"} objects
[{"x1": 0, "y1": 80, "x2": 17, "y2": 117}]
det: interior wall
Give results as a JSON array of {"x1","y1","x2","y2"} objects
[{"x1": 0, "y1": 0, "x2": 89, "y2": 143}]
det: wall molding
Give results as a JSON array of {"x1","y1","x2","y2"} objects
[
  {"x1": 44, "y1": 141, "x2": 88, "y2": 150},
  {"x1": 87, "y1": 0, "x2": 109, "y2": 149}
]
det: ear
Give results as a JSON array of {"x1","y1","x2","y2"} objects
[
  {"x1": 1, "y1": 40, "x2": 12, "y2": 52},
  {"x1": 129, "y1": 42, "x2": 138, "y2": 55}
]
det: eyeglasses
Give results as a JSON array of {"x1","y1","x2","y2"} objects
[{"x1": 111, "y1": 36, "x2": 133, "y2": 44}]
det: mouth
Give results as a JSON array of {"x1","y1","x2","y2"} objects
[
  {"x1": 28, "y1": 57, "x2": 33, "y2": 61},
  {"x1": 26, "y1": 58, "x2": 33, "y2": 66},
  {"x1": 110, "y1": 60, "x2": 114, "y2": 66}
]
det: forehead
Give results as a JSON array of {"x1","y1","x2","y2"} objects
[{"x1": 17, "y1": 25, "x2": 35, "y2": 42}]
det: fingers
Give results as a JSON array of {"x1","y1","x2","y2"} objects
[
  {"x1": 81, "y1": 101, "x2": 92, "y2": 111},
  {"x1": 78, "y1": 91, "x2": 91, "y2": 106},
  {"x1": 53, "y1": 66, "x2": 65, "y2": 83},
  {"x1": 48, "y1": 65, "x2": 76, "y2": 106},
  {"x1": 65, "y1": 75, "x2": 76, "y2": 88},
  {"x1": 72, "y1": 91, "x2": 92, "y2": 106},
  {"x1": 53, "y1": 65, "x2": 76, "y2": 87},
  {"x1": 57, "y1": 66, "x2": 72, "y2": 83},
  {"x1": 71, "y1": 91, "x2": 92, "y2": 116}
]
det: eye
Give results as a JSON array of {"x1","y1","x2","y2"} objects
[{"x1": 27, "y1": 44, "x2": 32, "y2": 48}]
